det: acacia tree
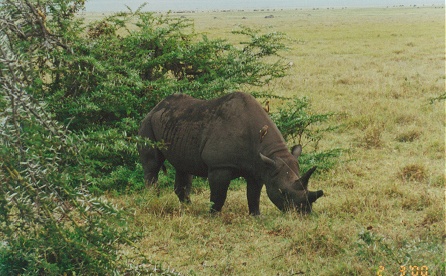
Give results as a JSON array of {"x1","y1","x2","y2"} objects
[
  {"x1": 13, "y1": 2, "x2": 289, "y2": 192},
  {"x1": 0, "y1": 23, "x2": 126, "y2": 276},
  {"x1": 0, "y1": 0, "x2": 180, "y2": 274}
]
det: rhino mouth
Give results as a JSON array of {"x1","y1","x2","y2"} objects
[{"x1": 267, "y1": 187, "x2": 324, "y2": 214}]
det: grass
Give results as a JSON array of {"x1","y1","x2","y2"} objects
[{"x1": 103, "y1": 6, "x2": 444, "y2": 275}]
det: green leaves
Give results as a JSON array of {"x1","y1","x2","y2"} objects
[
  {"x1": 0, "y1": 2, "x2": 168, "y2": 275},
  {"x1": 271, "y1": 97, "x2": 341, "y2": 171},
  {"x1": 0, "y1": 32, "x2": 125, "y2": 275},
  {"x1": 19, "y1": 7, "x2": 290, "y2": 194},
  {"x1": 233, "y1": 26, "x2": 288, "y2": 57},
  {"x1": 271, "y1": 97, "x2": 336, "y2": 146}
]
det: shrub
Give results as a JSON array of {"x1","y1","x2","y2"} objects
[
  {"x1": 8, "y1": 3, "x2": 288, "y2": 193},
  {"x1": 0, "y1": 28, "x2": 128, "y2": 275},
  {"x1": 271, "y1": 97, "x2": 341, "y2": 171},
  {"x1": 0, "y1": 1, "x2": 177, "y2": 274},
  {"x1": 271, "y1": 97, "x2": 336, "y2": 147}
]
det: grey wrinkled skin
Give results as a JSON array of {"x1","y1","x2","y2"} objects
[{"x1": 138, "y1": 92, "x2": 323, "y2": 215}]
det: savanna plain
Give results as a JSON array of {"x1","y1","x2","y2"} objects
[{"x1": 105, "y1": 7, "x2": 445, "y2": 275}]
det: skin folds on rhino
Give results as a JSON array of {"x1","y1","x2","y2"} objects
[{"x1": 138, "y1": 92, "x2": 323, "y2": 215}]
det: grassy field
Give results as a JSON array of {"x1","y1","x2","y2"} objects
[{"x1": 109, "y1": 7, "x2": 444, "y2": 275}]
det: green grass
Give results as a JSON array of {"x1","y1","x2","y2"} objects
[{"x1": 106, "y1": 6, "x2": 444, "y2": 275}]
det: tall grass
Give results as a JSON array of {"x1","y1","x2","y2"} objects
[{"x1": 109, "y1": 6, "x2": 444, "y2": 275}]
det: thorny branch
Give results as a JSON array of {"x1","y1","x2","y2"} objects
[{"x1": 0, "y1": 2, "x2": 133, "y2": 274}]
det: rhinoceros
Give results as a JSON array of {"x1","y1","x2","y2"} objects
[{"x1": 138, "y1": 92, "x2": 323, "y2": 215}]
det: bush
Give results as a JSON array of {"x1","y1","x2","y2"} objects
[
  {"x1": 0, "y1": 28, "x2": 129, "y2": 275},
  {"x1": 12, "y1": 4, "x2": 287, "y2": 193},
  {"x1": 0, "y1": 1, "x2": 176, "y2": 274},
  {"x1": 271, "y1": 97, "x2": 341, "y2": 171}
]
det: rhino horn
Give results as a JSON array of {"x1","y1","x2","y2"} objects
[
  {"x1": 308, "y1": 190, "x2": 324, "y2": 203},
  {"x1": 296, "y1": 166, "x2": 317, "y2": 189},
  {"x1": 260, "y1": 153, "x2": 276, "y2": 167}
]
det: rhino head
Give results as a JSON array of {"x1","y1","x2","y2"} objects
[{"x1": 260, "y1": 145, "x2": 324, "y2": 213}]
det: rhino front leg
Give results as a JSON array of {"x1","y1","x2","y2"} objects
[
  {"x1": 208, "y1": 169, "x2": 232, "y2": 213},
  {"x1": 139, "y1": 145, "x2": 165, "y2": 187},
  {"x1": 175, "y1": 170, "x2": 192, "y2": 203},
  {"x1": 246, "y1": 177, "x2": 262, "y2": 216}
]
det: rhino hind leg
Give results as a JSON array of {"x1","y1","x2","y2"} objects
[
  {"x1": 208, "y1": 169, "x2": 232, "y2": 213},
  {"x1": 174, "y1": 170, "x2": 192, "y2": 203}
]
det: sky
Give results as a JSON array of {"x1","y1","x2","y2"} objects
[{"x1": 84, "y1": 0, "x2": 444, "y2": 12}]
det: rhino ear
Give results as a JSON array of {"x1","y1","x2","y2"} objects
[
  {"x1": 291, "y1": 145, "x2": 302, "y2": 159},
  {"x1": 260, "y1": 153, "x2": 276, "y2": 167},
  {"x1": 308, "y1": 190, "x2": 324, "y2": 203},
  {"x1": 296, "y1": 166, "x2": 317, "y2": 189}
]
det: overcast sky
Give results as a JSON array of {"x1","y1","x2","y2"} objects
[{"x1": 85, "y1": 0, "x2": 444, "y2": 12}]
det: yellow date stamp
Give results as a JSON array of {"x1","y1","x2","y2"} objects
[{"x1": 377, "y1": 265, "x2": 429, "y2": 275}]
